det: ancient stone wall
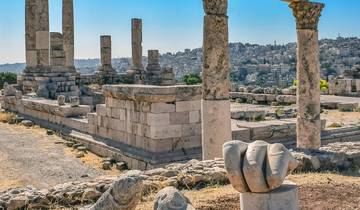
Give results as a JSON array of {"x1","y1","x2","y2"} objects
[{"x1": 87, "y1": 85, "x2": 202, "y2": 169}]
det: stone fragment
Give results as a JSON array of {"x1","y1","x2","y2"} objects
[
  {"x1": 153, "y1": 187, "x2": 195, "y2": 210},
  {"x1": 90, "y1": 175, "x2": 143, "y2": 210},
  {"x1": 58, "y1": 95, "x2": 66, "y2": 106},
  {"x1": 69, "y1": 96, "x2": 80, "y2": 107},
  {"x1": 21, "y1": 120, "x2": 34, "y2": 127},
  {"x1": 223, "y1": 140, "x2": 298, "y2": 193}
]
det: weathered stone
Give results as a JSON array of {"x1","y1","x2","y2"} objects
[
  {"x1": 203, "y1": 0, "x2": 228, "y2": 15},
  {"x1": 58, "y1": 95, "x2": 66, "y2": 106},
  {"x1": 69, "y1": 96, "x2": 80, "y2": 107},
  {"x1": 240, "y1": 181, "x2": 299, "y2": 210},
  {"x1": 153, "y1": 187, "x2": 195, "y2": 210},
  {"x1": 62, "y1": 0, "x2": 75, "y2": 67},
  {"x1": 287, "y1": 0, "x2": 324, "y2": 149},
  {"x1": 90, "y1": 175, "x2": 143, "y2": 210},
  {"x1": 202, "y1": 100, "x2": 231, "y2": 160},
  {"x1": 223, "y1": 140, "x2": 298, "y2": 193},
  {"x1": 131, "y1": 18, "x2": 144, "y2": 71}
]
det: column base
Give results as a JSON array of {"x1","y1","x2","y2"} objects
[
  {"x1": 201, "y1": 99, "x2": 231, "y2": 160},
  {"x1": 240, "y1": 181, "x2": 299, "y2": 210}
]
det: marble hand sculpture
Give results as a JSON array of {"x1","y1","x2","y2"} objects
[{"x1": 223, "y1": 140, "x2": 298, "y2": 193}]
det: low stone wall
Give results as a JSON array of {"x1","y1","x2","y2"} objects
[
  {"x1": 86, "y1": 85, "x2": 202, "y2": 169},
  {"x1": 329, "y1": 79, "x2": 360, "y2": 96},
  {"x1": 230, "y1": 92, "x2": 297, "y2": 105}
]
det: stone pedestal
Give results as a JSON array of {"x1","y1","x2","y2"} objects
[
  {"x1": 202, "y1": 100, "x2": 232, "y2": 159},
  {"x1": 287, "y1": 1, "x2": 324, "y2": 149},
  {"x1": 240, "y1": 181, "x2": 299, "y2": 210},
  {"x1": 201, "y1": 0, "x2": 232, "y2": 159}
]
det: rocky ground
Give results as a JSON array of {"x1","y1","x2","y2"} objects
[
  {"x1": 0, "y1": 121, "x2": 359, "y2": 210},
  {"x1": 138, "y1": 173, "x2": 360, "y2": 210}
]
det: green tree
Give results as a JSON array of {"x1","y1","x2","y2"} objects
[
  {"x1": 0, "y1": 72, "x2": 17, "y2": 89},
  {"x1": 183, "y1": 74, "x2": 202, "y2": 85}
]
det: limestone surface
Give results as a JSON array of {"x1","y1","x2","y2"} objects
[
  {"x1": 153, "y1": 187, "x2": 195, "y2": 210},
  {"x1": 223, "y1": 140, "x2": 298, "y2": 193},
  {"x1": 90, "y1": 175, "x2": 143, "y2": 210}
]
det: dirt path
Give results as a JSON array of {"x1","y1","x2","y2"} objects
[{"x1": 0, "y1": 123, "x2": 107, "y2": 191}]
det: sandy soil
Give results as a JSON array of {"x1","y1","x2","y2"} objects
[
  {"x1": 0, "y1": 123, "x2": 120, "y2": 192},
  {"x1": 138, "y1": 173, "x2": 360, "y2": 210}
]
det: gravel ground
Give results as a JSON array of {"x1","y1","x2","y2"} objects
[{"x1": 0, "y1": 123, "x2": 105, "y2": 191}]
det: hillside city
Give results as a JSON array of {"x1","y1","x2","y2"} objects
[{"x1": 1, "y1": 37, "x2": 360, "y2": 88}]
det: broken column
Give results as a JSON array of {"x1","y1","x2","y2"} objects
[
  {"x1": 96, "y1": 35, "x2": 118, "y2": 84},
  {"x1": 146, "y1": 50, "x2": 162, "y2": 85},
  {"x1": 62, "y1": 0, "x2": 75, "y2": 68},
  {"x1": 287, "y1": 0, "x2": 325, "y2": 149},
  {"x1": 126, "y1": 18, "x2": 145, "y2": 83},
  {"x1": 202, "y1": 0, "x2": 232, "y2": 160}
]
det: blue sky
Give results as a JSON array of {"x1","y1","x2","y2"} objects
[{"x1": 0, "y1": 0, "x2": 359, "y2": 64}]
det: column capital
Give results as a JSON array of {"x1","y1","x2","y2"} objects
[
  {"x1": 203, "y1": 0, "x2": 228, "y2": 15},
  {"x1": 288, "y1": 1, "x2": 324, "y2": 30}
]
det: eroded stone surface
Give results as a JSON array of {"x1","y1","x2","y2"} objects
[
  {"x1": 154, "y1": 187, "x2": 195, "y2": 210},
  {"x1": 223, "y1": 140, "x2": 298, "y2": 193}
]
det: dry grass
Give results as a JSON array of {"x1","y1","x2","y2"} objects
[
  {"x1": 137, "y1": 172, "x2": 360, "y2": 210},
  {"x1": 0, "y1": 111, "x2": 15, "y2": 123}
]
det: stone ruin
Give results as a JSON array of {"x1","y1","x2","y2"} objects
[
  {"x1": 18, "y1": 0, "x2": 79, "y2": 100},
  {"x1": 329, "y1": 65, "x2": 360, "y2": 96}
]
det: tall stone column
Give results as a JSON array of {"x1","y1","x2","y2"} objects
[
  {"x1": 100, "y1": 35, "x2": 112, "y2": 67},
  {"x1": 287, "y1": 0, "x2": 324, "y2": 149},
  {"x1": 25, "y1": 0, "x2": 49, "y2": 67},
  {"x1": 35, "y1": 0, "x2": 50, "y2": 67},
  {"x1": 25, "y1": 0, "x2": 37, "y2": 67},
  {"x1": 131, "y1": 18, "x2": 144, "y2": 71},
  {"x1": 201, "y1": 0, "x2": 232, "y2": 160},
  {"x1": 62, "y1": 0, "x2": 75, "y2": 68}
]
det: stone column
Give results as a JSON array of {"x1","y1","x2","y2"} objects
[
  {"x1": 146, "y1": 50, "x2": 162, "y2": 85},
  {"x1": 100, "y1": 35, "x2": 112, "y2": 67},
  {"x1": 25, "y1": 0, "x2": 37, "y2": 67},
  {"x1": 25, "y1": 0, "x2": 49, "y2": 67},
  {"x1": 35, "y1": 0, "x2": 50, "y2": 67},
  {"x1": 131, "y1": 18, "x2": 144, "y2": 71},
  {"x1": 201, "y1": 0, "x2": 232, "y2": 160},
  {"x1": 287, "y1": 0, "x2": 324, "y2": 149},
  {"x1": 62, "y1": 0, "x2": 75, "y2": 67}
]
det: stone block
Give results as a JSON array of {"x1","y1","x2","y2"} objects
[
  {"x1": 202, "y1": 100, "x2": 232, "y2": 160},
  {"x1": 97, "y1": 104, "x2": 107, "y2": 116},
  {"x1": 182, "y1": 123, "x2": 201, "y2": 137},
  {"x1": 26, "y1": 50, "x2": 37, "y2": 67},
  {"x1": 176, "y1": 101, "x2": 201, "y2": 112},
  {"x1": 338, "y1": 102, "x2": 359, "y2": 112},
  {"x1": 150, "y1": 125, "x2": 182, "y2": 139},
  {"x1": 189, "y1": 111, "x2": 201, "y2": 123},
  {"x1": 240, "y1": 181, "x2": 299, "y2": 210},
  {"x1": 151, "y1": 103, "x2": 175, "y2": 113},
  {"x1": 147, "y1": 113, "x2": 170, "y2": 126},
  {"x1": 36, "y1": 31, "x2": 49, "y2": 50},
  {"x1": 170, "y1": 112, "x2": 189, "y2": 125}
]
